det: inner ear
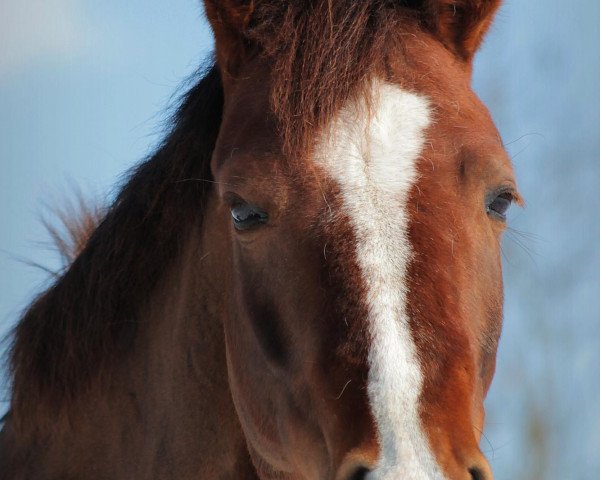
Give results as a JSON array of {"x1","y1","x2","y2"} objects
[
  {"x1": 204, "y1": 0, "x2": 256, "y2": 75},
  {"x1": 420, "y1": 0, "x2": 502, "y2": 62}
]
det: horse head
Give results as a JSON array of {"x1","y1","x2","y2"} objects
[{"x1": 202, "y1": 1, "x2": 517, "y2": 478}]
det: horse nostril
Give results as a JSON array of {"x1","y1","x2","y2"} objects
[
  {"x1": 469, "y1": 466, "x2": 490, "y2": 480},
  {"x1": 347, "y1": 465, "x2": 371, "y2": 480}
]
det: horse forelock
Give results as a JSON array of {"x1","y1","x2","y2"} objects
[
  {"x1": 218, "y1": 0, "x2": 500, "y2": 160},
  {"x1": 242, "y1": 2, "x2": 421, "y2": 158}
]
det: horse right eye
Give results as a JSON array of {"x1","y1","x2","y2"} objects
[{"x1": 231, "y1": 202, "x2": 268, "y2": 231}]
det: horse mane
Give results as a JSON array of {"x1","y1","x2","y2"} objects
[
  {"x1": 9, "y1": 65, "x2": 224, "y2": 420},
  {"x1": 43, "y1": 196, "x2": 105, "y2": 267}
]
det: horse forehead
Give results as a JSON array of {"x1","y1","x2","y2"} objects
[{"x1": 316, "y1": 82, "x2": 430, "y2": 176}]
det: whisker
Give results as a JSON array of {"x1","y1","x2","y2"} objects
[
  {"x1": 505, "y1": 228, "x2": 540, "y2": 264},
  {"x1": 175, "y1": 178, "x2": 230, "y2": 186},
  {"x1": 506, "y1": 227, "x2": 543, "y2": 243},
  {"x1": 510, "y1": 143, "x2": 533, "y2": 161},
  {"x1": 473, "y1": 424, "x2": 496, "y2": 459},
  {"x1": 335, "y1": 380, "x2": 352, "y2": 400},
  {"x1": 503, "y1": 132, "x2": 545, "y2": 147}
]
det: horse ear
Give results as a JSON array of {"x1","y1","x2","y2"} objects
[
  {"x1": 204, "y1": 0, "x2": 255, "y2": 74},
  {"x1": 421, "y1": 0, "x2": 502, "y2": 62}
]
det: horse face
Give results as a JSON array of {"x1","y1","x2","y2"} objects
[
  {"x1": 205, "y1": 2, "x2": 514, "y2": 479},
  {"x1": 208, "y1": 66, "x2": 376, "y2": 477}
]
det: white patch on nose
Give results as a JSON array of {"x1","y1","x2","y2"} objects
[{"x1": 315, "y1": 81, "x2": 444, "y2": 479}]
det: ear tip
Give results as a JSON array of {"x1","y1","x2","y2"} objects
[
  {"x1": 204, "y1": 0, "x2": 255, "y2": 32},
  {"x1": 427, "y1": 0, "x2": 503, "y2": 62},
  {"x1": 204, "y1": 0, "x2": 256, "y2": 74}
]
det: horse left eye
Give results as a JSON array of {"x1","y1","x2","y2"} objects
[
  {"x1": 231, "y1": 202, "x2": 268, "y2": 231},
  {"x1": 487, "y1": 192, "x2": 513, "y2": 221}
]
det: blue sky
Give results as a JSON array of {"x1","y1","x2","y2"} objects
[{"x1": 1, "y1": 2, "x2": 599, "y2": 479}]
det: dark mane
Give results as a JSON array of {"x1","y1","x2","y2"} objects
[
  {"x1": 9, "y1": 65, "x2": 223, "y2": 420},
  {"x1": 43, "y1": 195, "x2": 105, "y2": 267},
  {"x1": 245, "y1": 1, "x2": 420, "y2": 156}
]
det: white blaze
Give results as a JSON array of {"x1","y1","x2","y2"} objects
[{"x1": 315, "y1": 81, "x2": 444, "y2": 479}]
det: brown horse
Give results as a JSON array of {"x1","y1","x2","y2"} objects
[{"x1": 0, "y1": 1, "x2": 520, "y2": 479}]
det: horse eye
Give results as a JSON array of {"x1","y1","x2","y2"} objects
[
  {"x1": 486, "y1": 192, "x2": 514, "y2": 221},
  {"x1": 230, "y1": 202, "x2": 268, "y2": 231}
]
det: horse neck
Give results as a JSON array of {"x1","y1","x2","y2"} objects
[
  {"x1": 115, "y1": 233, "x2": 252, "y2": 477},
  {"x1": 3, "y1": 232, "x2": 255, "y2": 479}
]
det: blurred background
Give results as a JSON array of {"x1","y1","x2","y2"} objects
[{"x1": 0, "y1": 1, "x2": 598, "y2": 478}]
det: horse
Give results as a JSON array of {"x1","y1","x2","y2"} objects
[{"x1": 0, "y1": 1, "x2": 520, "y2": 479}]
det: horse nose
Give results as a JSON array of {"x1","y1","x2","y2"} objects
[
  {"x1": 344, "y1": 465, "x2": 371, "y2": 480},
  {"x1": 468, "y1": 454, "x2": 494, "y2": 480},
  {"x1": 335, "y1": 462, "x2": 371, "y2": 480},
  {"x1": 337, "y1": 454, "x2": 492, "y2": 480},
  {"x1": 340, "y1": 463, "x2": 491, "y2": 480}
]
